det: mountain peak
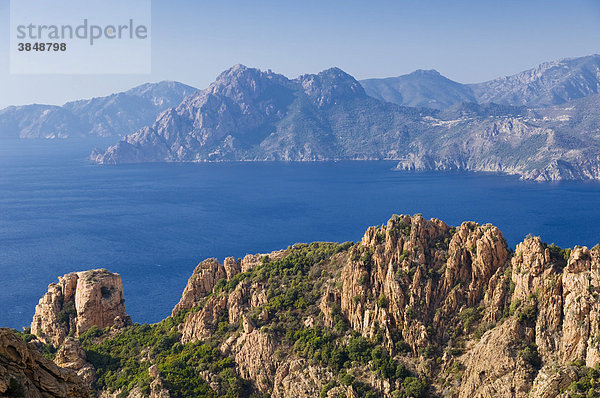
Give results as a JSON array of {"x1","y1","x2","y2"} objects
[
  {"x1": 215, "y1": 64, "x2": 256, "y2": 82},
  {"x1": 298, "y1": 67, "x2": 365, "y2": 105},
  {"x1": 409, "y1": 69, "x2": 442, "y2": 77},
  {"x1": 317, "y1": 66, "x2": 353, "y2": 78},
  {"x1": 124, "y1": 81, "x2": 198, "y2": 105},
  {"x1": 212, "y1": 65, "x2": 291, "y2": 88}
]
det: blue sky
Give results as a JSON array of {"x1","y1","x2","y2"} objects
[{"x1": 1, "y1": 0, "x2": 599, "y2": 108}]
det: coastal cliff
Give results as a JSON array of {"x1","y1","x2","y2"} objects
[{"x1": 6, "y1": 215, "x2": 600, "y2": 397}]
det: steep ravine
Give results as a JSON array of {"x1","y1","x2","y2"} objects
[{"x1": 4, "y1": 214, "x2": 600, "y2": 397}]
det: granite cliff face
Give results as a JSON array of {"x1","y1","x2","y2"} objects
[
  {"x1": 8, "y1": 215, "x2": 600, "y2": 397},
  {"x1": 337, "y1": 215, "x2": 509, "y2": 351},
  {"x1": 0, "y1": 328, "x2": 89, "y2": 397},
  {"x1": 455, "y1": 237, "x2": 600, "y2": 398},
  {"x1": 31, "y1": 269, "x2": 131, "y2": 347}
]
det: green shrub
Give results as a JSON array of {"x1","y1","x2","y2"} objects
[
  {"x1": 508, "y1": 299, "x2": 522, "y2": 316},
  {"x1": 459, "y1": 307, "x2": 481, "y2": 332},
  {"x1": 566, "y1": 366, "x2": 600, "y2": 397},
  {"x1": 395, "y1": 363, "x2": 409, "y2": 380},
  {"x1": 14, "y1": 327, "x2": 36, "y2": 343},
  {"x1": 41, "y1": 343, "x2": 57, "y2": 360},
  {"x1": 79, "y1": 315, "x2": 252, "y2": 397},
  {"x1": 57, "y1": 301, "x2": 76, "y2": 326},
  {"x1": 518, "y1": 343, "x2": 541, "y2": 369},
  {"x1": 473, "y1": 322, "x2": 492, "y2": 340},
  {"x1": 377, "y1": 295, "x2": 388, "y2": 308},
  {"x1": 101, "y1": 286, "x2": 113, "y2": 298},
  {"x1": 319, "y1": 380, "x2": 336, "y2": 398},
  {"x1": 390, "y1": 220, "x2": 411, "y2": 238},
  {"x1": 399, "y1": 250, "x2": 410, "y2": 262},
  {"x1": 361, "y1": 249, "x2": 374, "y2": 266},
  {"x1": 419, "y1": 345, "x2": 435, "y2": 359},
  {"x1": 347, "y1": 335, "x2": 370, "y2": 363},
  {"x1": 340, "y1": 372, "x2": 355, "y2": 386},
  {"x1": 359, "y1": 274, "x2": 369, "y2": 286},
  {"x1": 395, "y1": 340, "x2": 411, "y2": 355},
  {"x1": 402, "y1": 376, "x2": 427, "y2": 398},
  {"x1": 518, "y1": 300, "x2": 538, "y2": 324},
  {"x1": 546, "y1": 243, "x2": 572, "y2": 263}
]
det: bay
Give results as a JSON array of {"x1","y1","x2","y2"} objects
[{"x1": 1, "y1": 140, "x2": 599, "y2": 328}]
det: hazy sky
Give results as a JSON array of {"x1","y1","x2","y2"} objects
[{"x1": 1, "y1": 0, "x2": 599, "y2": 108}]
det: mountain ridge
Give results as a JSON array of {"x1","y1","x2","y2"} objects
[
  {"x1": 469, "y1": 54, "x2": 600, "y2": 107},
  {"x1": 361, "y1": 54, "x2": 600, "y2": 109},
  {"x1": 92, "y1": 60, "x2": 600, "y2": 182},
  {"x1": 92, "y1": 64, "x2": 429, "y2": 165}
]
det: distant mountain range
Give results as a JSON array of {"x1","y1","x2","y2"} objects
[
  {"x1": 0, "y1": 81, "x2": 197, "y2": 139},
  {"x1": 91, "y1": 65, "x2": 429, "y2": 164},
  {"x1": 4, "y1": 55, "x2": 600, "y2": 181},
  {"x1": 361, "y1": 54, "x2": 600, "y2": 109}
]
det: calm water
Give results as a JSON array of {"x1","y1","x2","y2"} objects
[{"x1": 1, "y1": 140, "x2": 599, "y2": 329}]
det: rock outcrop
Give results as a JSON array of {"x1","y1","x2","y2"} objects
[
  {"x1": 458, "y1": 318, "x2": 535, "y2": 398},
  {"x1": 31, "y1": 269, "x2": 131, "y2": 346},
  {"x1": 53, "y1": 337, "x2": 96, "y2": 387},
  {"x1": 272, "y1": 359, "x2": 350, "y2": 398},
  {"x1": 148, "y1": 364, "x2": 171, "y2": 398},
  {"x1": 0, "y1": 328, "x2": 89, "y2": 397},
  {"x1": 18, "y1": 214, "x2": 600, "y2": 397},
  {"x1": 172, "y1": 250, "x2": 287, "y2": 317},
  {"x1": 456, "y1": 237, "x2": 600, "y2": 396},
  {"x1": 336, "y1": 215, "x2": 509, "y2": 352}
]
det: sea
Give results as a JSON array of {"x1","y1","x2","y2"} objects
[{"x1": 1, "y1": 139, "x2": 599, "y2": 329}]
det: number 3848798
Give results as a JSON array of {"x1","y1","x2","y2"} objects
[{"x1": 17, "y1": 42, "x2": 67, "y2": 51}]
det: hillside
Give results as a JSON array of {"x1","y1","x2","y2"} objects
[
  {"x1": 7, "y1": 214, "x2": 600, "y2": 397},
  {"x1": 360, "y1": 69, "x2": 476, "y2": 110}
]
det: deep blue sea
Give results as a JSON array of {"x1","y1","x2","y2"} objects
[{"x1": 1, "y1": 140, "x2": 599, "y2": 329}]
